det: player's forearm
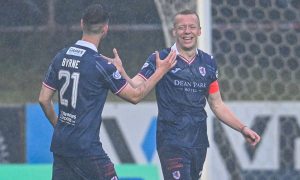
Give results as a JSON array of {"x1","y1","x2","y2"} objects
[
  {"x1": 39, "y1": 86, "x2": 58, "y2": 126},
  {"x1": 208, "y1": 92, "x2": 246, "y2": 132},
  {"x1": 130, "y1": 69, "x2": 164, "y2": 103},
  {"x1": 121, "y1": 71, "x2": 141, "y2": 88},
  {"x1": 39, "y1": 100, "x2": 58, "y2": 127},
  {"x1": 212, "y1": 104, "x2": 245, "y2": 132}
]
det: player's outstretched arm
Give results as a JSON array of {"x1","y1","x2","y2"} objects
[
  {"x1": 103, "y1": 48, "x2": 145, "y2": 88},
  {"x1": 208, "y1": 91, "x2": 261, "y2": 147},
  {"x1": 117, "y1": 50, "x2": 177, "y2": 104},
  {"x1": 38, "y1": 85, "x2": 58, "y2": 127}
]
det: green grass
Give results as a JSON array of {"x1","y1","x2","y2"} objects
[{"x1": 0, "y1": 164, "x2": 160, "y2": 180}]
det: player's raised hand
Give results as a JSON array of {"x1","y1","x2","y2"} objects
[
  {"x1": 102, "y1": 48, "x2": 125, "y2": 74},
  {"x1": 155, "y1": 50, "x2": 177, "y2": 73},
  {"x1": 112, "y1": 48, "x2": 124, "y2": 72},
  {"x1": 241, "y1": 127, "x2": 261, "y2": 147}
]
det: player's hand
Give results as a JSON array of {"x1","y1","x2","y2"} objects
[
  {"x1": 155, "y1": 50, "x2": 177, "y2": 73},
  {"x1": 241, "y1": 126, "x2": 261, "y2": 147},
  {"x1": 111, "y1": 48, "x2": 124, "y2": 73},
  {"x1": 102, "y1": 48, "x2": 125, "y2": 74}
]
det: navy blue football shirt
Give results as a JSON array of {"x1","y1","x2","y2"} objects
[
  {"x1": 43, "y1": 40, "x2": 127, "y2": 157},
  {"x1": 139, "y1": 44, "x2": 218, "y2": 148}
]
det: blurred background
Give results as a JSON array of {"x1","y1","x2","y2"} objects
[{"x1": 0, "y1": 0, "x2": 300, "y2": 179}]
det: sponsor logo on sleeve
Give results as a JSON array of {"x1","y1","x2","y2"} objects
[
  {"x1": 199, "y1": 170, "x2": 203, "y2": 177},
  {"x1": 66, "y1": 47, "x2": 86, "y2": 57},
  {"x1": 110, "y1": 176, "x2": 118, "y2": 180},
  {"x1": 172, "y1": 171, "x2": 181, "y2": 179}
]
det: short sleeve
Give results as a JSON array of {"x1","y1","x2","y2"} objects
[
  {"x1": 96, "y1": 61, "x2": 127, "y2": 94},
  {"x1": 43, "y1": 59, "x2": 58, "y2": 90},
  {"x1": 210, "y1": 56, "x2": 218, "y2": 83},
  {"x1": 138, "y1": 53, "x2": 156, "y2": 80}
]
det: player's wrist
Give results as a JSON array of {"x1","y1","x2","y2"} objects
[
  {"x1": 155, "y1": 66, "x2": 168, "y2": 74},
  {"x1": 240, "y1": 125, "x2": 247, "y2": 135}
]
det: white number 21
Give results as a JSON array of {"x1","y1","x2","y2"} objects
[{"x1": 59, "y1": 70, "x2": 80, "y2": 109}]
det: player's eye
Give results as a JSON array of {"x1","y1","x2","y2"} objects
[
  {"x1": 177, "y1": 26, "x2": 186, "y2": 30},
  {"x1": 189, "y1": 26, "x2": 197, "y2": 30}
]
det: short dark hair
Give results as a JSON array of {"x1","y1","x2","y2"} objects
[
  {"x1": 173, "y1": 9, "x2": 200, "y2": 27},
  {"x1": 82, "y1": 4, "x2": 109, "y2": 34}
]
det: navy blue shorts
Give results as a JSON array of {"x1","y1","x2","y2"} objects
[
  {"x1": 157, "y1": 145, "x2": 207, "y2": 180},
  {"x1": 52, "y1": 153, "x2": 118, "y2": 180}
]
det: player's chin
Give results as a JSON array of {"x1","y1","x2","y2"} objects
[{"x1": 182, "y1": 44, "x2": 197, "y2": 51}]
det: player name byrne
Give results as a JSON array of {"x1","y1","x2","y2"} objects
[{"x1": 61, "y1": 58, "x2": 80, "y2": 69}]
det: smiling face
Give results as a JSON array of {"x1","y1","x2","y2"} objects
[{"x1": 173, "y1": 13, "x2": 201, "y2": 52}]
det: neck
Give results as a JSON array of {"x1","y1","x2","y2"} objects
[
  {"x1": 177, "y1": 47, "x2": 197, "y2": 61},
  {"x1": 81, "y1": 34, "x2": 101, "y2": 49}
]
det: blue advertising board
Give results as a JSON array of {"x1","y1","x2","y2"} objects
[{"x1": 26, "y1": 103, "x2": 57, "y2": 163}]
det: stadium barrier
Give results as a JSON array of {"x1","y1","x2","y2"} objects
[
  {"x1": 0, "y1": 105, "x2": 25, "y2": 163},
  {"x1": 2, "y1": 102, "x2": 300, "y2": 179}
]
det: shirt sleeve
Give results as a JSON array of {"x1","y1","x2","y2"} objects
[
  {"x1": 96, "y1": 61, "x2": 127, "y2": 94},
  {"x1": 208, "y1": 55, "x2": 219, "y2": 94},
  {"x1": 43, "y1": 59, "x2": 58, "y2": 90},
  {"x1": 211, "y1": 56, "x2": 218, "y2": 82},
  {"x1": 138, "y1": 53, "x2": 156, "y2": 80},
  {"x1": 208, "y1": 80, "x2": 219, "y2": 94}
]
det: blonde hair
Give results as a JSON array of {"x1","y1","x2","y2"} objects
[{"x1": 173, "y1": 9, "x2": 200, "y2": 27}]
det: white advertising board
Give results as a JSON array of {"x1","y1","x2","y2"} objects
[{"x1": 101, "y1": 102, "x2": 300, "y2": 180}]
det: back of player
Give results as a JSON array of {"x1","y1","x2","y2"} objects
[{"x1": 43, "y1": 40, "x2": 127, "y2": 179}]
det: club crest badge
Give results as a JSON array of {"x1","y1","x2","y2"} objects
[
  {"x1": 172, "y1": 170, "x2": 181, "y2": 179},
  {"x1": 199, "y1": 170, "x2": 203, "y2": 177},
  {"x1": 199, "y1": 66, "x2": 206, "y2": 76},
  {"x1": 111, "y1": 176, "x2": 118, "y2": 180},
  {"x1": 142, "y1": 62, "x2": 149, "y2": 69},
  {"x1": 113, "y1": 70, "x2": 122, "y2": 79}
]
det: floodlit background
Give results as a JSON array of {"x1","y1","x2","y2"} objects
[{"x1": 0, "y1": 0, "x2": 300, "y2": 179}]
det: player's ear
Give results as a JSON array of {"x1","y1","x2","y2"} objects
[
  {"x1": 172, "y1": 27, "x2": 176, "y2": 37},
  {"x1": 197, "y1": 26, "x2": 202, "y2": 36},
  {"x1": 102, "y1": 24, "x2": 109, "y2": 34},
  {"x1": 100, "y1": 24, "x2": 109, "y2": 38},
  {"x1": 80, "y1": 19, "x2": 84, "y2": 29}
]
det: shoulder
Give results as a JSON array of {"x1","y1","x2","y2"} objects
[
  {"x1": 53, "y1": 45, "x2": 84, "y2": 61},
  {"x1": 144, "y1": 47, "x2": 172, "y2": 69},
  {"x1": 54, "y1": 47, "x2": 69, "y2": 58},
  {"x1": 94, "y1": 54, "x2": 116, "y2": 72},
  {"x1": 198, "y1": 49, "x2": 217, "y2": 65},
  {"x1": 147, "y1": 48, "x2": 171, "y2": 60},
  {"x1": 159, "y1": 48, "x2": 171, "y2": 54},
  {"x1": 51, "y1": 47, "x2": 69, "y2": 66},
  {"x1": 197, "y1": 49, "x2": 214, "y2": 61},
  {"x1": 159, "y1": 48, "x2": 171, "y2": 59}
]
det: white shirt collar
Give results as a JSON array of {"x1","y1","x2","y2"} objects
[
  {"x1": 75, "y1": 40, "x2": 98, "y2": 52},
  {"x1": 171, "y1": 43, "x2": 198, "y2": 55}
]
